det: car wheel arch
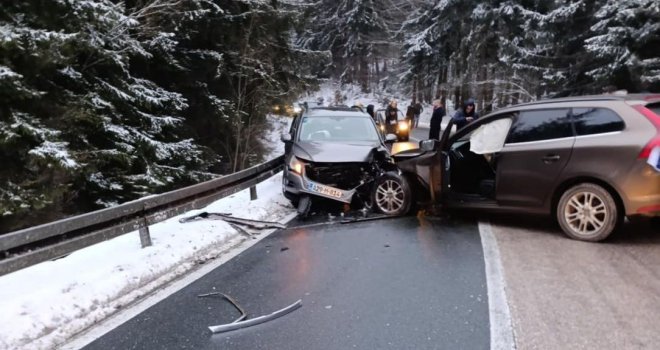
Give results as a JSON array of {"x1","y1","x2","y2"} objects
[
  {"x1": 401, "y1": 171, "x2": 430, "y2": 203},
  {"x1": 551, "y1": 176, "x2": 626, "y2": 219}
]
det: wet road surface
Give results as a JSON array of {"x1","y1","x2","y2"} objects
[
  {"x1": 83, "y1": 215, "x2": 489, "y2": 350},
  {"x1": 488, "y1": 215, "x2": 660, "y2": 349}
]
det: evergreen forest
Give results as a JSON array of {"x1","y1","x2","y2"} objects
[{"x1": 1, "y1": 0, "x2": 658, "y2": 232}]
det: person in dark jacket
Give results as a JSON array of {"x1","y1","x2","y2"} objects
[
  {"x1": 429, "y1": 99, "x2": 445, "y2": 140},
  {"x1": 405, "y1": 105, "x2": 415, "y2": 128},
  {"x1": 452, "y1": 98, "x2": 479, "y2": 129},
  {"x1": 385, "y1": 100, "x2": 399, "y2": 134},
  {"x1": 413, "y1": 101, "x2": 423, "y2": 128},
  {"x1": 366, "y1": 104, "x2": 376, "y2": 120}
]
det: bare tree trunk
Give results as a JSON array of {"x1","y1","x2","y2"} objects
[
  {"x1": 231, "y1": 16, "x2": 255, "y2": 172},
  {"x1": 412, "y1": 76, "x2": 418, "y2": 103}
]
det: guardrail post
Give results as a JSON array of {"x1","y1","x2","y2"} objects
[
  {"x1": 138, "y1": 216, "x2": 152, "y2": 248},
  {"x1": 250, "y1": 185, "x2": 257, "y2": 200}
]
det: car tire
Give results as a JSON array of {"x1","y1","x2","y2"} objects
[
  {"x1": 556, "y1": 183, "x2": 620, "y2": 242},
  {"x1": 372, "y1": 172, "x2": 412, "y2": 216}
]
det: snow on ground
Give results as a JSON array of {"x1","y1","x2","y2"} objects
[
  {"x1": 261, "y1": 113, "x2": 292, "y2": 161},
  {"x1": 0, "y1": 116, "x2": 295, "y2": 350}
]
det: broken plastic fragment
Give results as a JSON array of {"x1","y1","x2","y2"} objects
[{"x1": 208, "y1": 299, "x2": 302, "y2": 334}]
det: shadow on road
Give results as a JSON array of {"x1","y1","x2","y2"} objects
[{"x1": 477, "y1": 212, "x2": 659, "y2": 244}]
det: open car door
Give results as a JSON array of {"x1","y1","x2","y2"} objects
[{"x1": 393, "y1": 119, "x2": 456, "y2": 203}]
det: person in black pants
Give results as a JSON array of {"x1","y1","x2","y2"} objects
[
  {"x1": 405, "y1": 105, "x2": 415, "y2": 129},
  {"x1": 429, "y1": 99, "x2": 445, "y2": 140}
]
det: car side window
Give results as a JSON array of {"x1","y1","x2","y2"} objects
[
  {"x1": 571, "y1": 108, "x2": 625, "y2": 135},
  {"x1": 506, "y1": 109, "x2": 572, "y2": 143}
]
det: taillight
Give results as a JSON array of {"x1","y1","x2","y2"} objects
[{"x1": 633, "y1": 105, "x2": 660, "y2": 159}]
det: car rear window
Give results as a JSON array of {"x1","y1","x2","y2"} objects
[
  {"x1": 647, "y1": 103, "x2": 660, "y2": 117},
  {"x1": 506, "y1": 109, "x2": 572, "y2": 143},
  {"x1": 571, "y1": 108, "x2": 624, "y2": 135}
]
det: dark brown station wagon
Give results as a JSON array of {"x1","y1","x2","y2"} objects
[{"x1": 395, "y1": 94, "x2": 660, "y2": 241}]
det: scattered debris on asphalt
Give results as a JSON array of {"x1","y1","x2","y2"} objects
[
  {"x1": 198, "y1": 292, "x2": 246, "y2": 323},
  {"x1": 198, "y1": 292, "x2": 302, "y2": 334},
  {"x1": 179, "y1": 212, "x2": 287, "y2": 234},
  {"x1": 228, "y1": 223, "x2": 252, "y2": 237},
  {"x1": 288, "y1": 212, "x2": 401, "y2": 230}
]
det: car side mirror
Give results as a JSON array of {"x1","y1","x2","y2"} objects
[
  {"x1": 384, "y1": 134, "x2": 398, "y2": 143},
  {"x1": 281, "y1": 133, "x2": 292, "y2": 143},
  {"x1": 419, "y1": 139, "x2": 438, "y2": 152}
]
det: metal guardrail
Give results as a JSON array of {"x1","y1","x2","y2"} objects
[{"x1": 0, "y1": 156, "x2": 285, "y2": 276}]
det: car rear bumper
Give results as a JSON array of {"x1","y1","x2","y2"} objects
[{"x1": 622, "y1": 162, "x2": 660, "y2": 217}]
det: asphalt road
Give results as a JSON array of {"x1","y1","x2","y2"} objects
[
  {"x1": 411, "y1": 126, "x2": 430, "y2": 141},
  {"x1": 83, "y1": 215, "x2": 489, "y2": 350},
  {"x1": 488, "y1": 215, "x2": 660, "y2": 349}
]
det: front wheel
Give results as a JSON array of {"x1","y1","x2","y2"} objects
[
  {"x1": 372, "y1": 172, "x2": 412, "y2": 216},
  {"x1": 556, "y1": 183, "x2": 621, "y2": 242}
]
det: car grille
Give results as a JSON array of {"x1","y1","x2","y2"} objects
[{"x1": 305, "y1": 163, "x2": 368, "y2": 190}]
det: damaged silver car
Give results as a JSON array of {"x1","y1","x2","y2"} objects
[{"x1": 281, "y1": 107, "x2": 411, "y2": 217}]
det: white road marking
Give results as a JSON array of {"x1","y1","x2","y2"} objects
[
  {"x1": 479, "y1": 221, "x2": 517, "y2": 350},
  {"x1": 60, "y1": 211, "x2": 299, "y2": 350}
]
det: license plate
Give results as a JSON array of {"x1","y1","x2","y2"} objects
[
  {"x1": 389, "y1": 120, "x2": 396, "y2": 125},
  {"x1": 307, "y1": 181, "x2": 343, "y2": 199}
]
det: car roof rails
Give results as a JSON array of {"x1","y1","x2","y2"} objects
[{"x1": 309, "y1": 106, "x2": 362, "y2": 112}]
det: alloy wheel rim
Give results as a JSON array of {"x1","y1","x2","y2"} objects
[
  {"x1": 375, "y1": 180, "x2": 405, "y2": 214},
  {"x1": 564, "y1": 191, "x2": 609, "y2": 236}
]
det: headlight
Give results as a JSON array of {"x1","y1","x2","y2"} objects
[
  {"x1": 398, "y1": 121, "x2": 409, "y2": 131},
  {"x1": 289, "y1": 157, "x2": 305, "y2": 175},
  {"x1": 293, "y1": 106, "x2": 302, "y2": 113}
]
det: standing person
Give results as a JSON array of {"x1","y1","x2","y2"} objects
[
  {"x1": 452, "y1": 98, "x2": 479, "y2": 129},
  {"x1": 413, "y1": 101, "x2": 423, "y2": 128},
  {"x1": 429, "y1": 99, "x2": 445, "y2": 140},
  {"x1": 351, "y1": 101, "x2": 364, "y2": 112},
  {"x1": 366, "y1": 104, "x2": 376, "y2": 120},
  {"x1": 405, "y1": 105, "x2": 415, "y2": 128},
  {"x1": 385, "y1": 100, "x2": 399, "y2": 134}
]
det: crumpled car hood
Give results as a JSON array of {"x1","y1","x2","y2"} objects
[{"x1": 293, "y1": 141, "x2": 384, "y2": 163}]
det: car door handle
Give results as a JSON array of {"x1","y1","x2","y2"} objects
[{"x1": 542, "y1": 154, "x2": 561, "y2": 163}]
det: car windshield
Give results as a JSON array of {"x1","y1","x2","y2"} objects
[{"x1": 298, "y1": 115, "x2": 380, "y2": 142}]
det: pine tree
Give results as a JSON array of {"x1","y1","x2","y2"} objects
[
  {"x1": 299, "y1": 0, "x2": 389, "y2": 90},
  {"x1": 585, "y1": 0, "x2": 660, "y2": 91},
  {"x1": 398, "y1": 2, "x2": 438, "y2": 102},
  {"x1": 0, "y1": 0, "x2": 209, "y2": 230}
]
